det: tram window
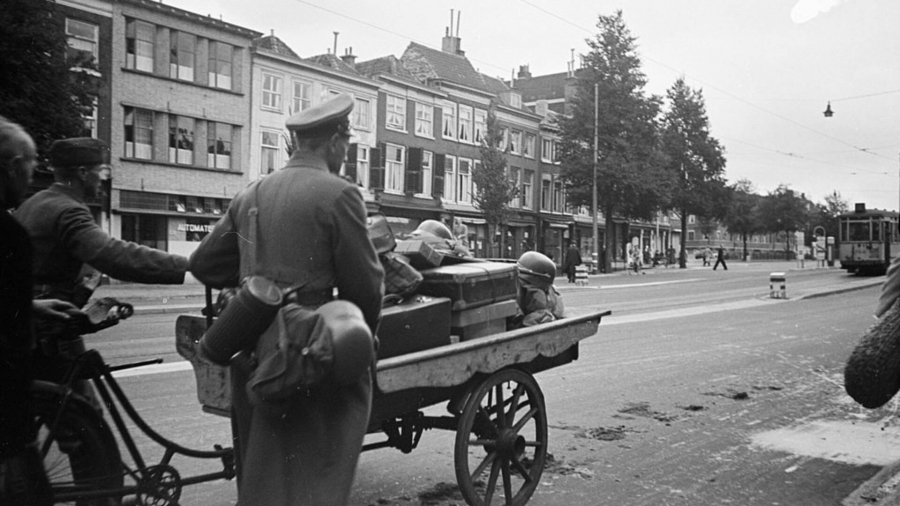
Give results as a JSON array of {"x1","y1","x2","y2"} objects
[{"x1": 848, "y1": 221, "x2": 870, "y2": 241}]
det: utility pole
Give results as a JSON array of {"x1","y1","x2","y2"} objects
[{"x1": 593, "y1": 82, "x2": 600, "y2": 273}]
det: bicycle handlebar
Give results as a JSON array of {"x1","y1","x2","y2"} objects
[{"x1": 57, "y1": 297, "x2": 135, "y2": 339}]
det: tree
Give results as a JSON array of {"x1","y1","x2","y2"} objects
[
  {"x1": 660, "y1": 77, "x2": 727, "y2": 268},
  {"x1": 557, "y1": 10, "x2": 671, "y2": 273},
  {"x1": 756, "y1": 185, "x2": 810, "y2": 258},
  {"x1": 473, "y1": 108, "x2": 518, "y2": 258},
  {"x1": 0, "y1": 0, "x2": 96, "y2": 157},
  {"x1": 808, "y1": 190, "x2": 848, "y2": 246},
  {"x1": 721, "y1": 179, "x2": 762, "y2": 261}
]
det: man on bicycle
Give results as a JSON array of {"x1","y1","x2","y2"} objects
[
  {"x1": 15, "y1": 138, "x2": 189, "y2": 387},
  {"x1": 0, "y1": 117, "x2": 78, "y2": 506}
]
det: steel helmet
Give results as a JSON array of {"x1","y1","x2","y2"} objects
[
  {"x1": 517, "y1": 251, "x2": 556, "y2": 289},
  {"x1": 414, "y1": 219, "x2": 454, "y2": 240},
  {"x1": 317, "y1": 300, "x2": 374, "y2": 385}
]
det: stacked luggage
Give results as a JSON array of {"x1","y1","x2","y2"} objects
[{"x1": 368, "y1": 215, "x2": 562, "y2": 360}]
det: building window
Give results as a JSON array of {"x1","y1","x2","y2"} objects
[
  {"x1": 458, "y1": 105, "x2": 473, "y2": 143},
  {"x1": 509, "y1": 93, "x2": 522, "y2": 109},
  {"x1": 688, "y1": 230, "x2": 695, "y2": 241},
  {"x1": 125, "y1": 19, "x2": 154, "y2": 72},
  {"x1": 208, "y1": 41, "x2": 233, "y2": 90},
  {"x1": 457, "y1": 158, "x2": 472, "y2": 203},
  {"x1": 524, "y1": 133, "x2": 535, "y2": 158},
  {"x1": 509, "y1": 130, "x2": 522, "y2": 155},
  {"x1": 386, "y1": 95, "x2": 406, "y2": 131},
  {"x1": 168, "y1": 115, "x2": 194, "y2": 165},
  {"x1": 508, "y1": 166, "x2": 520, "y2": 207},
  {"x1": 169, "y1": 31, "x2": 195, "y2": 81},
  {"x1": 443, "y1": 155, "x2": 457, "y2": 202},
  {"x1": 553, "y1": 179, "x2": 564, "y2": 212},
  {"x1": 353, "y1": 97, "x2": 370, "y2": 130},
  {"x1": 523, "y1": 169, "x2": 534, "y2": 209},
  {"x1": 385, "y1": 144, "x2": 405, "y2": 192},
  {"x1": 262, "y1": 73, "x2": 282, "y2": 111},
  {"x1": 541, "y1": 138, "x2": 556, "y2": 163},
  {"x1": 207, "y1": 122, "x2": 232, "y2": 169},
  {"x1": 541, "y1": 175, "x2": 551, "y2": 211},
  {"x1": 442, "y1": 101, "x2": 456, "y2": 140},
  {"x1": 261, "y1": 130, "x2": 280, "y2": 174},
  {"x1": 414, "y1": 102, "x2": 433, "y2": 137},
  {"x1": 292, "y1": 81, "x2": 311, "y2": 114},
  {"x1": 420, "y1": 150, "x2": 433, "y2": 196},
  {"x1": 83, "y1": 97, "x2": 98, "y2": 138},
  {"x1": 356, "y1": 145, "x2": 370, "y2": 188},
  {"x1": 65, "y1": 18, "x2": 98, "y2": 65},
  {"x1": 474, "y1": 109, "x2": 487, "y2": 145},
  {"x1": 124, "y1": 107, "x2": 153, "y2": 159}
]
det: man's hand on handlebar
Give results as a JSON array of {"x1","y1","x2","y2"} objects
[{"x1": 32, "y1": 299, "x2": 80, "y2": 321}]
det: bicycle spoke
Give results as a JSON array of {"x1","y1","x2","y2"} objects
[
  {"x1": 484, "y1": 458, "x2": 501, "y2": 506},
  {"x1": 512, "y1": 406, "x2": 539, "y2": 432},
  {"x1": 511, "y1": 455, "x2": 532, "y2": 482},
  {"x1": 471, "y1": 450, "x2": 498, "y2": 480},
  {"x1": 501, "y1": 459, "x2": 513, "y2": 504}
]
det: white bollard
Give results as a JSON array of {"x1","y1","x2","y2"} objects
[
  {"x1": 770, "y1": 272, "x2": 786, "y2": 299},
  {"x1": 575, "y1": 266, "x2": 589, "y2": 286}
]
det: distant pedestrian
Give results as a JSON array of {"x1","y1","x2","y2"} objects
[
  {"x1": 563, "y1": 242, "x2": 582, "y2": 283},
  {"x1": 702, "y1": 247, "x2": 712, "y2": 266},
  {"x1": 713, "y1": 245, "x2": 728, "y2": 270}
]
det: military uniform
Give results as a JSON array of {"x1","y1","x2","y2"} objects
[
  {"x1": 189, "y1": 94, "x2": 384, "y2": 506},
  {"x1": 14, "y1": 138, "x2": 187, "y2": 305}
]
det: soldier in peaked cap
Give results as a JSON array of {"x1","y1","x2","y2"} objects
[{"x1": 190, "y1": 93, "x2": 384, "y2": 506}]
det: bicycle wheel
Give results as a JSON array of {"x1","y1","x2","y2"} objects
[{"x1": 31, "y1": 384, "x2": 124, "y2": 506}]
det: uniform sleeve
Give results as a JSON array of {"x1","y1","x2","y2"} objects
[
  {"x1": 189, "y1": 210, "x2": 241, "y2": 289},
  {"x1": 331, "y1": 186, "x2": 384, "y2": 334},
  {"x1": 59, "y1": 206, "x2": 187, "y2": 285}
]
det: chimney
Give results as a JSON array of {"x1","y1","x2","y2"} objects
[
  {"x1": 535, "y1": 99, "x2": 548, "y2": 117},
  {"x1": 441, "y1": 10, "x2": 464, "y2": 56},
  {"x1": 517, "y1": 64, "x2": 532, "y2": 80},
  {"x1": 340, "y1": 47, "x2": 357, "y2": 66}
]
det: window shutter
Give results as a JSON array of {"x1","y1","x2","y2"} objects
[
  {"x1": 433, "y1": 153, "x2": 445, "y2": 197},
  {"x1": 406, "y1": 147, "x2": 422, "y2": 195},
  {"x1": 369, "y1": 143, "x2": 385, "y2": 190}
]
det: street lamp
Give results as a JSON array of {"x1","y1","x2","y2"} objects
[{"x1": 823, "y1": 101, "x2": 834, "y2": 117}]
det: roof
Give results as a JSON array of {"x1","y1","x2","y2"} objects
[
  {"x1": 479, "y1": 73, "x2": 510, "y2": 94},
  {"x1": 513, "y1": 71, "x2": 570, "y2": 102},
  {"x1": 401, "y1": 42, "x2": 504, "y2": 93},
  {"x1": 252, "y1": 35, "x2": 299, "y2": 60},
  {"x1": 355, "y1": 55, "x2": 418, "y2": 82},
  {"x1": 305, "y1": 53, "x2": 360, "y2": 76}
]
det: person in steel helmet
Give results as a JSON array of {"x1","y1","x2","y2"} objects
[{"x1": 514, "y1": 251, "x2": 564, "y2": 327}]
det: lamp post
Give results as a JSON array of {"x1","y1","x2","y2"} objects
[{"x1": 593, "y1": 82, "x2": 600, "y2": 273}]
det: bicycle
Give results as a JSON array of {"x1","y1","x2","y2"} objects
[{"x1": 29, "y1": 297, "x2": 234, "y2": 506}]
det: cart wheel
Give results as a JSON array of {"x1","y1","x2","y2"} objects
[{"x1": 454, "y1": 368, "x2": 547, "y2": 506}]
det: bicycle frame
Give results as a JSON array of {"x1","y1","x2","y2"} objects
[{"x1": 44, "y1": 347, "x2": 234, "y2": 504}]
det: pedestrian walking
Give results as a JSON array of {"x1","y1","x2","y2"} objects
[
  {"x1": 563, "y1": 241, "x2": 582, "y2": 283},
  {"x1": 713, "y1": 245, "x2": 728, "y2": 270},
  {"x1": 702, "y1": 247, "x2": 712, "y2": 266},
  {"x1": 189, "y1": 93, "x2": 384, "y2": 506}
]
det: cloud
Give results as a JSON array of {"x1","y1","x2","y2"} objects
[{"x1": 791, "y1": 0, "x2": 852, "y2": 23}]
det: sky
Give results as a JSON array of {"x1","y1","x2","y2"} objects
[{"x1": 174, "y1": 0, "x2": 900, "y2": 211}]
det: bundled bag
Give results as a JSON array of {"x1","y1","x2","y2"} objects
[
  {"x1": 844, "y1": 299, "x2": 900, "y2": 409},
  {"x1": 381, "y1": 251, "x2": 422, "y2": 297}
]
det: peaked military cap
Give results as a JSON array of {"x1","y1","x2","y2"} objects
[
  {"x1": 49, "y1": 137, "x2": 109, "y2": 167},
  {"x1": 286, "y1": 93, "x2": 354, "y2": 137}
]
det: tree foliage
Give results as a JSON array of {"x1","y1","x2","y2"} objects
[
  {"x1": 0, "y1": 0, "x2": 95, "y2": 157},
  {"x1": 756, "y1": 185, "x2": 810, "y2": 255},
  {"x1": 473, "y1": 108, "x2": 518, "y2": 257},
  {"x1": 721, "y1": 178, "x2": 761, "y2": 260},
  {"x1": 557, "y1": 10, "x2": 671, "y2": 272},
  {"x1": 660, "y1": 77, "x2": 727, "y2": 267}
]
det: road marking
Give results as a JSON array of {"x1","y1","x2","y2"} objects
[
  {"x1": 601, "y1": 298, "x2": 779, "y2": 326},
  {"x1": 113, "y1": 360, "x2": 193, "y2": 378},
  {"x1": 557, "y1": 278, "x2": 703, "y2": 291}
]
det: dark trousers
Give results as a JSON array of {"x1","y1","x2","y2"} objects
[{"x1": 714, "y1": 258, "x2": 727, "y2": 270}]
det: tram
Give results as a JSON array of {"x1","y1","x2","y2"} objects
[{"x1": 838, "y1": 204, "x2": 900, "y2": 275}]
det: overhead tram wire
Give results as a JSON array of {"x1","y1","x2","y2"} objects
[{"x1": 514, "y1": 0, "x2": 897, "y2": 164}]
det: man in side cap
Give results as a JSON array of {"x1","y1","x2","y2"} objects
[
  {"x1": 15, "y1": 137, "x2": 188, "y2": 384},
  {"x1": 189, "y1": 93, "x2": 384, "y2": 506}
]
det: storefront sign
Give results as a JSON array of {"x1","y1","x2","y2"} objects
[{"x1": 177, "y1": 223, "x2": 215, "y2": 233}]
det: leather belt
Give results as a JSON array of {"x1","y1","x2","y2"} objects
[{"x1": 284, "y1": 288, "x2": 334, "y2": 307}]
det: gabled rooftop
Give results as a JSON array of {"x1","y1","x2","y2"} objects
[
  {"x1": 513, "y1": 71, "x2": 570, "y2": 103},
  {"x1": 252, "y1": 35, "x2": 299, "y2": 60},
  {"x1": 356, "y1": 55, "x2": 418, "y2": 82},
  {"x1": 401, "y1": 42, "x2": 503, "y2": 93},
  {"x1": 305, "y1": 53, "x2": 360, "y2": 76}
]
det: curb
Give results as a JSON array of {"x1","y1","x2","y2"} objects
[{"x1": 844, "y1": 460, "x2": 900, "y2": 506}]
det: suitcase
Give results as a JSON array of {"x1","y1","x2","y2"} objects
[
  {"x1": 395, "y1": 239, "x2": 444, "y2": 269},
  {"x1": 450, "y1": 299, "x2": 518, "y2": 341},
  {"x1": 418, "y1": 262, "x2": 518, "y2": 311},
  {"x1": 367, "y1": 213, "x2": 396, "y2": 254},
  {"x1": 377, "y1": 296, "x2": 452, "y2": 360}
]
